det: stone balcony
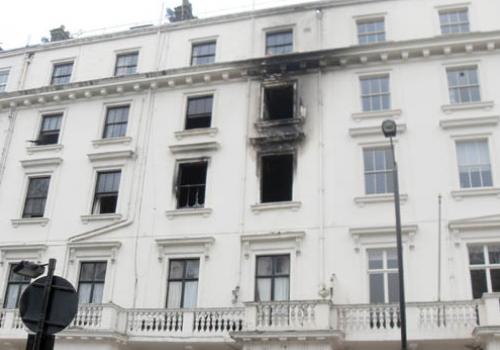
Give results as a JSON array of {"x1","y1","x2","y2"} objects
[{"x1": 0, "y1": 295, "x2": 498, "y2": 349}]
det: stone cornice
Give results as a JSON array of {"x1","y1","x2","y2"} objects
[{"x1": 1, "y1": 30, "x2": 499, "y2": 111}]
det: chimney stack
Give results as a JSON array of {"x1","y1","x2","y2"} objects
[
  {"x1": 169, "y1": 0, "x2": 196, "y2": 22},
  {"x1": 50, "y1": 26, "x2": 71, "y2": 42}
]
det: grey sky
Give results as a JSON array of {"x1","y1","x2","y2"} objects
[{"x1": 1, "y1": 0, "x2": 316, "y2": 50}]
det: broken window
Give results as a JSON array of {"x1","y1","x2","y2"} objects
[
  {"x1": 263, "y1": 84, "x2": 295, "y2": 120},
  {"x1": 261, "y1": 154, "x2": 293, "y2": 203},
  {"x1": 185, "y1": 95, "x2": 213, "y2": 129},
  {"x1": 176, "y1": 162, "x2": 208, "y2": 209},
  {"x1": 92, "y1": 171, "x2": 121, "y2": 214},
  {"x1": 37, "y1": 113, "x2": 62, "y2": 145}
]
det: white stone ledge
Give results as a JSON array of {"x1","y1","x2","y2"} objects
[
  {"x1": 165, "y1": 207, "x2": 212, "y2": 219},
  {"x1": 87, "y1": 150, "x2": 135, "y2": 162},
  {"x1": 351, "y1": 109, "x2": 402, "y2": 122},
  {"x1": 80, "y1": 213, "x2": 123, "y2": 223},
  {"x1": 11, "y1": 218, "x2": 49, "y2": 227},
  {"x1": 20, "y1": 157, "x2": 63, "y2": 169},
  {"x1": 26, "y1": 144, "x2": 64, "y2": 154},
  {"x1": 441, "y1": 101, "x2": 494, "y2": 114},
  {"x1": 451, "y1": 187, "x2": 500, "y2": 200},
  {"x1": 349, "y1": 123, "x2": 406, "y2": 138},
  {"x1": 92, "y1": 137, "x2": 132, "y2": 147},
  {"x1": 174, "y1": 128, "x2": 218, "y2": 139},
  {"x1": 354, "y1": 193, "x2": 408, "y2": 206},
  {"x1": 251, "y1": 201, "x2": 301, "y2": 213},
  {"x1": 169, "y1": 141, "x2": 219, "y2": 154},
  {"x1": 440, "y1": 115, "x2": 499, "y2": 129}
]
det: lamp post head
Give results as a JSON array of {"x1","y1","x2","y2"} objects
[
  {"x1": 13, "y1": 261, "x2": 46, "y2": 279},
  {"x1": 382, "y1": 119, "x2": 397, "y2": 138}
]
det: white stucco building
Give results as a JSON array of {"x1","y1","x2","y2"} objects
[{"x1": 1, "y1": 0, "x2": 500, "y2": 349}]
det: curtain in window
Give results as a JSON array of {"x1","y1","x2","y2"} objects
[
  {"x1": 274, "y1": 277, "x2": 289, "y2": 301},
  {"x1": 183, "y1": 281, "x2": 198, "y2": 308},
  {"x1": 167, "y1": 282, "x2": 182, "y2": 308}
]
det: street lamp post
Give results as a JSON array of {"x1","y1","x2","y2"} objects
[{"x1": 381, "y1": 119, "x2": 408, "y2": 350}]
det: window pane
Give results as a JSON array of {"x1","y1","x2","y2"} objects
[
  {"x1": 167, "y1": 282, "x2": 182, "y2": 308},
  {"x1": 369, "y1": 274, "x2": 385, "y2": 303},
  {"x1": 368, "y1": 250, "x2": 383, "y2": 269},
  {"x1": 92, "y1": 283, "x2": 104, "y2": 304},
  {"x1": 256, "y1": 278, "x2": 272, "y2": 301},
  {"x1": 169, "y1": 261, "x2": 184, "y2": 279},
  {"x1": 257, "y1": 257, "x2": 273, "y2": 276},
  {"x1": 469, "y1": 246, "x2": 485, "y2": 264},
  {"x1": 4, "y1": 285, "x2": 20, "y2": 309},
  {"x1": 274, "y1": 277, "x2": 290, "y2": 301},
  {"x1": 78, "y1": 283, "x2": 92, "y2": 304},
  {"x1": 183, "y1": 281, "x2": 198, "y2": 308},
  {"x1": 490, "y1": 269, "x2": 500, "y2": 292},
  {"x1": 94, "y1": 263, "x2": 107, "y2": 281},
  {"x1": 275, "y1": 256, "x2": 290, "y2": 275},
  {"x1": 488, "y1": 245, "x2": 500, "y2": 264},
  {"x1": 387, "y1": 249, "x2": 398, "y2": 269},
  {"x1": 80, "y1": 263, "x2": 95, "y2": 281},
  {"x1": 388, "y1": 273, "x2": 400, "y2": 303},
  {"x1": 185, "y1": 260, "x2": 199, "y2": 279},
  {"x1": 470, "y1": 270, "x2": 487, "y2": 299}
]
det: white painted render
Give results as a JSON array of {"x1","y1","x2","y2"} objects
[{"x1": 0, "y1": 0, "x2": 500, "y2": 349}]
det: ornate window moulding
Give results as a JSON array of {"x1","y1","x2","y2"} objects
[
  {"x1": 441, "y1": 101, "x2": 494, "y2": 114},
  {"x1": 87, "y1": 150, "x2": 135, "y2": 163},
  {"x1": 241, "y1": 231, "x2": 305, "y2": 258},
  {"x1": 26, "y1": 144, "x2": 64, "y2": 155},
  {"x1": 439, "y1": 115, "x2": 499, "y2": 130},
  {"x1": 448, "y1": 214, "x2": 500, "y2": 247},
  {"x1": 251, "y1": 201, "x2": 301, "y2": 213},
  {"x1": 11, "y1": 217, "x2": 49, "y2": 228},
  {"x1": 155, "y1": 236, "x2": 215, "y2": 261},
  {"x1": 351, "y1": 109, "x2": 402, "y2": 122},
  {"x1": 92, "y1": 136, "x2": 132, "y2": 148},
  {"x1": 0, "y1": 244, "x2": 47, "y2": 265},
  {"x1": 68, "y1": 241, "x2": 122, "y2": 264},
  {"x1": 349, "y1": 123, "x2": 406, "y2": 138},
  {"x1": 20, "y1": 157, "x2": 63, "y2": 170},
  {"x1": 80, "y1": 213, "x2": 123, "y2": 224},
  {"x1": 349, "y1": 224, "x2": 418, "y2": 252},
  {"x1": 165, "y1": 207, "x2": 212, "y2": 219},
  {"x1": 451, "y1": 187, "x2": 500, "y2": 200},
  {"x1": 169, "y1": 141, "x2": 220, "y2": 154},
  {"x1": 174, "y1": 128, "x2": 218, "y2": 140},
  {"x1": 354, "y1": 193, "x2": 408, "y2": 206}
]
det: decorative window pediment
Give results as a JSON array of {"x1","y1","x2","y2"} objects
[
  {"x1": 349, "y1": 225, "x2": 418, "y2": 251},
  {"x1": 155, "y1": 236, "x2": 215, "y2": 261},
  {"x1": 169, "y1": 141, "x2": 220, "y2": 154},
  {"x1": 68, "y1": 241, "x2": 121, "y2": 264},
  {"x1": 241, "y1": 231, "x2": 305, "y2": 258},
  {"x1": 87, "y1": 150, "x2": 135, "y2": 164},
  {"x1": 0, "y1": 244, "x2": 47, "y2": 265},
  {"x1": 20, "y1": 157, "x2": 62, "y2": 173},
  {"x1": 449, "y1": 214, "x2": 500, "y2": 246}
]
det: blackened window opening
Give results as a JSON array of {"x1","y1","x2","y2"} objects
[
  {"x1": 185, "y1": 95, "x2": 213, "y2": 129},
  {"x1": 37, "y1": 114, "x2": 62, "y2": 145},
  {"x1": 92, "y1": 171, "x2": 121, "y2": 214},
  {"x1": 177, "y1": 162, "x2": 207, "y2": 208},
  {"x1": 261, "y1": 154, "x2": 293, "y2": 203},
  {"x1": 264, "y1": 85, "x2": 295, "y2": 120}
]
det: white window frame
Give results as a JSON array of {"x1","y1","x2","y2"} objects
[
  {"x1": 367, "y1": 248, "x2": 399, "y2": 304},
  {"x1": 112, "y1": 48, "x2": 141, "y2": 77},
  {"x1": 362, "y1": 146, "x2": 394, "y2": 195},
  {"x1": 356, "y1": 17, "x2": 386, "y2": 45},
  {"x1": 50, "y1": 60, "x2": 75, "y2": 85},
  {"x1": 262, "y1": 25, "x2": 295, "y2": 57},
  {"x1": 435, "y1": 3, "x2": 471, "y2": 36},
  {"x1": 467, "y1": 243, "x2": 500, "y2": 298},
  {"x1": 359, "y1": 74, "x2": 391, "y2": 112},
  {"x1": 180, "y1": 89, "x2": 217, "y2": 132},
  {"x1": 445, "y1": 65, "x2": 482, "y2": 105},
  {"x1": 0, "y1": 69, "x2": 10, "y2": 92},
  {"x1": 96, "y1": 99, "x2": 134, "y2": 141},
  {"x1": 455, "y1": 138, "x2": 493, "y2": 189},
  {"x1": 352, "y1": 13, "x2": 387, "y2": 46}
]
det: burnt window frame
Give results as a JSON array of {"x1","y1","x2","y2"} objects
[
  {"x1": 255, "y1": 254, "x2": 291, "y2": 302},
  {"x1": 102, "y1": 105, "x2": 130, "y2": 139},
  {"x1": 259, "y1": 152, "x2": 296, "y2": 204},
  {"x1": 50, "y1": 61, "x2": 74, "y2": 85},
  {"x1": 174, "y1": 160, "x2": 209, "y2": 209},
  {"x1": 184, "y1": 94, "x2": 214, "y2": 130},
  {"x1": 22, "y1": 176, "x2": 51, "y2": 218},
  {"x1": 114, "y1": 51, "x2": 139, "y2": 76},
  {"x1": 36, "y1": 113, "x2": 63, "y2": 146},
  {"x1": 91, "y1": 170, "x2": 121, "y2": 215},
  {"x1": 261, "y1": 81, "x2": 298, "y2": 121},
  {"x1": 166, "y1": 258, "x2": 200, "y2": 308},
  {"x1": 3, "y1": 264, "x2": 31, "y2": 309},
  {"x1": 265, "y1": 29, "x2": 294, "y2": 56},
  {"x1": 190, "y1": 41, "x2": 216, "y2": 66},
  {"x1": 77, "y1": 261, "x2": 107, "y2": 304}
]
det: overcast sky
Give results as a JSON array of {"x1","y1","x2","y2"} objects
[{"x1": 0, "y1": 0, "x2": 317, "y2": 50}]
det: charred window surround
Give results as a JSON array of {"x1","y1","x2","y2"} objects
[
  {"x1": 176, "y1": 161, "x2": 208, "y2": 209},
  {"x1": 260, "y1": 153, "x2": 294, "y2": 203},
  {"x1": 262, "y1": 82, "x2": 296, "y2": 121}
]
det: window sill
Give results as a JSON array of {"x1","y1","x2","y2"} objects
[
  {"x1": 441, "y1": 101, "x2": 494, "y2": 114},
  {"x1": 11, "y1": 218, "x2": 49, "y2": 227},
  {"x1": 451, "y1": 187, "x2": 500, "y2": 200},
  {"x1": 165, "y1": 207, "x2": 212, "y2": 219},
  {"x1": 251, "y1": 201, "x2": 301, "y2": 213},
  {"x1": 174, "y1": 128, "x2": 218, "y2": 140},
  {"x1": 92, "y1": 137, "x2": 132, "y2": 147},
  {"x1": 354, "y1": 193, "x2": 408, "y2": 207},
  {"x1": 255, "y1": 117, "x2": 305, "y2": 131},
  {"x1": 80, "y1": 213, "x2": 122, "y2": 224},
  {"x1": 351, "y1": 109, "x2": 402, "y2": 122},
  {"x1": 26, "y1": 144, "x2": 63, "y2": 154},
  {"x1": 439, "y1": 115, "x2": 499, "y2": 130}
]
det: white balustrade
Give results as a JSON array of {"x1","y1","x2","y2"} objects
[
  {"x1": 336, "y1": 304, "x2": 400, "y2": 331},
  {"x1": 126, "y1": 309, "x2": 184, "y2": 335},
  {"x1": 70, "y1": 304, "x2": 103, "y2": 329},
  {"x1": 193, "y1": 308, "x2": 244, "y2": 334},
  {"x1": 418, "y1": 301, "x2": 479, "y2": 329}
]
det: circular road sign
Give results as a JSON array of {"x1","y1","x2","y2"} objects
[{"x1": 19, "y1": 275, "x2": 78, "y2": 335}]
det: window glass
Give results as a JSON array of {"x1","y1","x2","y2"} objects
[
  {"x1": 51, "y1": 62, "x2": 73, "y2": 85},
  {"x1": 469, "y1": 245, "x2": 485, "y2": 265},
  {"x1": 266, "y1": 30, "x2": 293, "y2": 55},
  {"x1": 115, "y1": 52, "x2": 138, "y2": 76},
  {"x1": 357, "y1": 19, "x2": 386, "y2": 44},
  {"x1": 37, "y1": 114, "x2": 62, "y2": 145},
  {"x1": 387, "y1": 273, "x2": 400, "y2": 302},
  {"x1": 0, "y1": 70, "x2": 9, "y2": 92},
  {"x1": 103, "y1": 106, "x2": 129, "y2": 139},
  {"x1": 191, "y1": 42, "x2": 216, "y2": 65},
  {"x1": 23, "y1": 177, "x2": 50, "y2": 218},
  {"x1": 364, "y1": 148, "x2": 393, "y2": 195},
  {"x1": 92, "y1": 171, "x2": 121, "y2": 214},
  {"x1": 456, "y1": 140, "x2": 492, "y2": 188},
  {"x1": 368, "y1": 250, "x2": 383, "y2": 269},
  {"x1": 77, "y1": 262, "x2": 107, "y2": 304},
  {"x1": 185, "y1": 95, "x2": 213, "y2": 129},
  {"x1": 468, "y1": 245, "x2": 500, "y2": 298},
  {"x1": 166, "y1": 259, "x2": 200, "y2": 308},
  {"x1": 3, "y1": 265, "x2": 30, "y2": 308},
  {"x1": 440, "y1": 9, "x2": 470, "y2": 34},
  {"x1": 360, "y1": 76, "x2": 390, "y2": 112},
  {"x1": 369, "y1": 274, "x2": 384, "y2": 303},
  {"x1": 470, "y1": 269, "x2": 487, "y2": 299},
  {"x1": 490, "y1": 269, "x2": 500, "y2": 292},
  {"x1": 447, "y1": 67, "x2": 481, "y2": 104},
  {"x1": 255, "y1": 255, "x2": 290, "y2": 302}
]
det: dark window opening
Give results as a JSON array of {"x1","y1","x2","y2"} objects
[
  {"x1": 3, "y1": 264, "x2": 31, "y2": 308},
  {"x1": 185, "y1": 95, "x2": 213, "y2": 130},
  {"x1": 77, "y1": 262, "x2": 107, "y2": 304},
  {"x1": 177, "y1": 162, "x2": 207, "y2": 209},
  {"x1": 103, "y1": 105, "x2": 129, "y2": 138},
  {"x1": 263, "y1": 85, "x2": 295, "y2": 120},
  {"x1": 37, "y1": 114, "x2": 62, "y2": 145},
  {"x1": 92, "y1": 171, "x2": 121, "y2": 214},
  {"x1": 23, "y1": 177, "x2": 50, "y2": 218},
  {"x1": 261, "y1": 154, "x2": 293, "y2": 203}
]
